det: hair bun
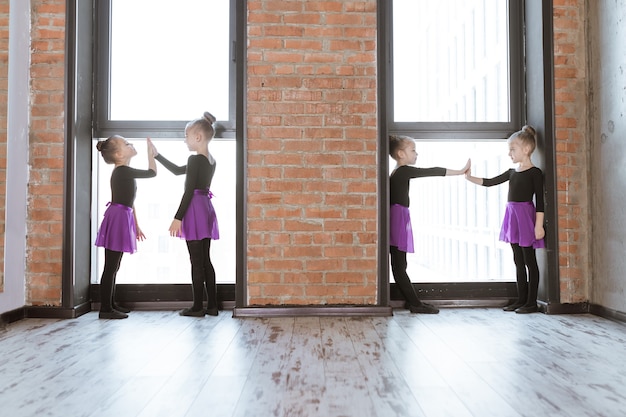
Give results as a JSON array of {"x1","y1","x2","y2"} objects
[
  {"x1": 203, "y1": 111, "x2": 216, "y2": 124},
  {"x1": 522, "y1": 125, "x2": 536, "y2": 136}
]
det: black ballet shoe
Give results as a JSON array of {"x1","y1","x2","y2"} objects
[
  {"x1": 503, "y1": 302, "x2": 525, "y2": 312},
  {"x1": 205, "y1": 307, "x2": 219, "y2": 317},
  {"x1": 515, "y1": 304, "x2": 539, "y2": 314},
  {"x1": 112, "y1": 304, "x2": 131, "y2": 314},
  {"x1": 99, "y1": 310, "x2": 128, "y2": 320},
  {"x1": 180, "y1": 307, "x2": 205, "y2": 317},
  {"x1": 409, "y1": 304, "x2": 439, "y2": 314}
]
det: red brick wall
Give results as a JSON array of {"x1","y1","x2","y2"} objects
[
  {"x1": 0, "y1": 0, "x2": 7, "y2": 293},
  {"x1": 246, "y1": 0, "x2": 379, "y2": 305},
  {"x1": 553, "y1": 0, "x2": 590, "y2": 303},
  {"x1": 11, "y1": 1, "x2": 590, "y2": 308},
  {"x1": 26, "y1": 0, "x2": 66, "y2": 305}
]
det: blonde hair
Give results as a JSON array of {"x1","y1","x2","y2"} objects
[
  {"x1": 389, "y1": 134, "x2": 414, "y2": 160},
  {"x1": 508, "y1": 125, "x2": 537, "y2": 154},
  {"x1": 186, "y1": 111, "x2": 216, "y2": 140}
]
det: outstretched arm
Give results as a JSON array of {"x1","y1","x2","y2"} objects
[
  {"x1": 464, "y1": 159, "x2": 484, "y2": 185},
  {"x1": 154, "y1": 153, "x2": 187, "y2": 176},
  {"x1": 465, "y1": 171, "x2": 484, "y2": 185}
]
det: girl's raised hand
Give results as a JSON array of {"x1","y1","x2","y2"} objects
[
  {"x1": 147, "y1": 137, "x2": 158, "y2": 157},
  {"x1": 461, "y1": 159, "x2": 472, "y2": 175},
  {"x1": 462, "y1": 158, "x2": 471, "y2": 174}
]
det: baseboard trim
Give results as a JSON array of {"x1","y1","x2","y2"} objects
[
  {"x1": 1, "y1": 303, "x2": 93, "y2": 323},
  {"x1": 589, "y1": 303, "x2": 626, "y2": 324},
  {"x1": 233, "y1": 305, "x2": 393, "y2": 318},
  {"x1": 25, "y1": 302, "x2": 92, "y2": 319},
  {"x1": 4, "y1": 301, "x2": 624, "y2": 324},
  {"x1": 1, "y1": 306, "x2": 26, "y2": 325},
  {"x1": 539, "y1": 301, "x2": 589, "y2": 315},
  {"x1": 90, "y1": 300, "x2": 237, "y2": 312}
]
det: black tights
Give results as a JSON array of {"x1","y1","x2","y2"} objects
[
  {"x1": 511, "y1": 243, "x2": 540, "y2": 306},
  {"x1": 186, "y1": 239, "x2": 217, "y2": 311},
  {"x1": 100, "y1": 249, "x2": 123, "y2": 312},
  {"x1": 390, "y1": 246, "x2": 424, "y2": 307}
]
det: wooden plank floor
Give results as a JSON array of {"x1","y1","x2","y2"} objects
[{"x1": 1, "y1": 308, "x2": 626, "y2": 417}]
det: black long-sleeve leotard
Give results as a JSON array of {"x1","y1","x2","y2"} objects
[
  {"x1": 390, "y1": 165, "x2": 446, "y2": 207},
  {"x1": 156, "y1": 153, "x2": 216, "y2": 220},
  {"x1": 110, "y1": 166, "x2": 156, "y2": 207},
  {"x1": 481, "y1": 167, "x2": 544, "y2": 212}
]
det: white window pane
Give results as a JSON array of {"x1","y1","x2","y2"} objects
[
  {"x1": 93, "y1": 138, "x2": 236, "y2": 284},
  {"x1": 389, "y1": 141, "x2": 515, "y2": 282},
  {"x1": 393, "y1": 0, "x2": 510, "y2": 122},
  {"x1": 110, "y1": 0, "x2": 230, "y2": 121}
]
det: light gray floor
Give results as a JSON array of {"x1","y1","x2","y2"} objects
[{"x1": 1, "y1": 308, "x2": 625, "y2": 417}]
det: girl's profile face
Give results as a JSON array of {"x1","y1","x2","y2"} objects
[
  {"x1": 507, "y1": 138, "x2": 529, "y2": 163},
  {"x1": 401, "y1": 140, "x2": 418, "y2": 165},
  {"x1": 115, "y1": 137, "x2": 137, "y2": 161},
  {"x1": 184, "y1": 128, "x2": 199, "y2": 152}
]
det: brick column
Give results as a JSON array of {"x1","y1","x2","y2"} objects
[
  {"x1": 553, "y1": 0, "x2": 590, "y2": 303},
  {"x1": 26, "y1": 0, "x2": 66, "y2": 305},
  {"x1": 246, "y1": 1, "x2": 379, "y2": 306}
]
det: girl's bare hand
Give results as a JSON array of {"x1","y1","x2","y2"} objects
[
  {"x1": 169, "y1": 219, "x2": 182, "y2": 237},
  {"x1": 147, "y1": 137, "x2": 158, "y2": 157}
]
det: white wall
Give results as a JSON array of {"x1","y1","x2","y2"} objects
[
  {"x1": 589, "y1": 1, "x2": 626, "y2": 313},
  {"x1": 0, "y1": 0, "x2": 29, "y2": 314}
]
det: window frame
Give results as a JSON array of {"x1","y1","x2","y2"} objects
[
  {"x1": 378, "y1": 0, "x2": 545, "y2": 305},
  {"x1": 84, "y1": 0, "x2": 246, "y2": 309},
  {"x1": 387, "y1": 0, "x2": 525, "y2": 140},
  {"x1": 93, "y1": 0, "x2": 238, "y2": 139}
]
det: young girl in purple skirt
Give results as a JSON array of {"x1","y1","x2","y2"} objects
[
  {"x1": 389, "y1": 135, "x2": 470, "y2": 314},
  {"x1": 465, "y1": 125, "x2": 545, "y2": 314},
  {"x1": 152, "y1": 112, "x2": 220, "y2": 317},
  {"x1": 95, "y1": 136, "x2": 157, "y2": 319}
]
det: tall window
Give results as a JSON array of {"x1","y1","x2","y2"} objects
[
  {"x1": 92, "y1": 0, "x2": 237, "y2": 284},
  {"x1": 95, "y1": 0, "x2": 236, "y2": 134},
  {"x1": 108, "y1": 2, "x2": 231, "y2": 123},
  {"x1": 393, "y1": 0, "x2": 512, "y2": 124},
  {"x1": 390, "y1": 0, "x2": 524, "y2": 283}
]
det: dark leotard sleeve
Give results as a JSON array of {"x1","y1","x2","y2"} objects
[
  {"x1": 528, "y1": 167, "x2": 544, "y2": 212},
  {"x1": 155, "y1": 154, "x2": 187, "y2": 176},
  {"x1": 110, "y1": 166, "x2": 156, "y2": 207},
  {"x1": 481, "y1": 169, "x2": 513, "y2": 187},
  {"x1": 156, "y1": 153, "x2": 215, "y2": 220},
  {"x1": 174, "y1": 156, "x2": 198, "y2": 220},
  {"x1": 480, "y1": 167, "x2": 544, "y2": 212},
  {"x1": 173, "y1": 155, "x2": 215, "y2": 220},
  {"x1": 389, "y1": 165, "x2": 446, "y2": 207}
]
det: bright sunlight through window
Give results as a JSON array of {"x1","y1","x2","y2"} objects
[
  {"x1": 110, "y1": 0, "x2": 230, "y2": 121},
  {"x1": 393, "y1": 0, "x2": 510, "y2": 122}
]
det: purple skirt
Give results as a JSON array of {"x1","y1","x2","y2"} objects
[
  {"x1": 180, "y1": 189, "x2": 220, "y2": 241},
  {"x1": 95, "y1": 203, "x2": 137, "y2": 254},
  {"x1": 500, "y1": 201, "x2": 545, "y2": 249},
  {"x1": 389, "y1": 204, "x2": 414, "y2": 253}
]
